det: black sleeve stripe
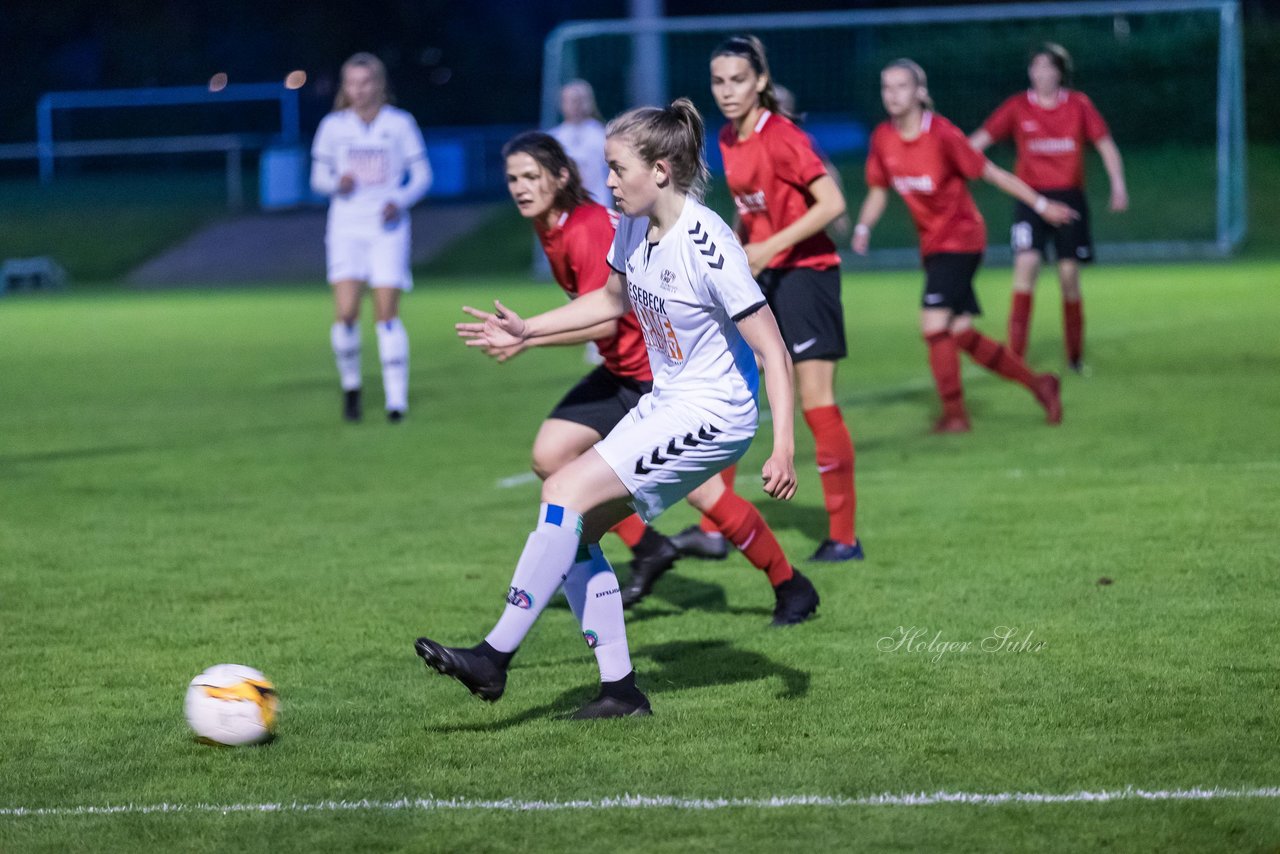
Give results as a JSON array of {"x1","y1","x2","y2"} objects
[{"x1": 732, "y1": 300, "x2": 768, "y2": 322}]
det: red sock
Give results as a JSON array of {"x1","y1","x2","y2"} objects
[
  {"x1": 698, "y1": 465, "x2": 736, "y2": 534},
  {"x1": 924, "y1": 331, "x2": 967, "y2": 419},
  {"x1": 1063, "y1": 298, "x2": 1084, "y2": 364},
  {"x1": 704, "y1": 489, "x2": 793, "y2": 587},
  {"x1": 610, "y1": 515, "x2": 647, "y2": 549},
  {"x1": 802, "y1": 405, "x2": 857, "y2": 544},
  {"x1": 953, "y1": 327, "x2": 1038, "y2": 392},
  {"x1": 1008, "y1": 291, "x2": 1033, "y2": 357}
]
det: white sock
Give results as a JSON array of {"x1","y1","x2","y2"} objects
[
  {"x1": 564, "y1": 543, "x2": 631, "y2": 683},
  {"x1": 330, "y1": 322, "x2": 362, "y2": 391},
  {"x1": 485, "y1": 503, "x2": 583, "y2": 654},
  {"x1": 562, "y1": 545, "x2": 595, "y2": 625},
  {"x1": 376, "y1": 317, "x2": 409, "y2": 412}
]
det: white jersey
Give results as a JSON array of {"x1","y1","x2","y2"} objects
[
  {"x1": 607, "y1": 198, "x2": 765, "y2": 423},
  {"x1": 311, "y1": 106, "x2": 431, "y2": 236},
  {"x1": 550, "y1": 119, "x2": 609, "y2": 206}
]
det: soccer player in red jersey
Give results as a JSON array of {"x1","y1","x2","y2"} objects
[
  {"x1": 970, "y1": 43, "x2": 1128, "y2": 372},
  {"x1": 851, "y1": 59, "x2": 1075, "y2": 433},
  {"x1": 460, "y1": 132, "x2": 816, "y2": 625},
  {"x1": 702, "y1": 35, "x2": 862, "y2": 564}
]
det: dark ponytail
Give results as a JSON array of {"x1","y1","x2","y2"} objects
[
  {"x1": 501, "y1": 131, "x2": 591, "y2": 212},
  {"x1": 711, "y1": 34, "x2": 788, "y2": 119},
  {"x1": 605, "y1": 97, "x2": 710, "y2": 199}
]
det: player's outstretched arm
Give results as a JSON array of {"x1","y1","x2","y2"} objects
[
  {"x1": 457, "y1": 271, "x2": 628, "y2": 351},
  {"x1": 457, "y1": 305, "x2": 618, "y2": 363},
  {"x1": 981, "y1": 161, "x2": 1078, "y2": 226},
  {"x1": 1094, "y1": 136, "x2": 1129, "y2": 212},
  {"x1": 735, "y1": 305, "x2": 797, "y2": 501},
  {"x1": 851, "y1": 187, "x2": 889, "y2": 255},
  {"x1": 968, "y1": 128, "x2": 994, "y2": 153},
  {"x1": 744, "y1": 174, "x2": 846, "y2": 276}
]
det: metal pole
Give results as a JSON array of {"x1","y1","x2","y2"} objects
[
  {"x1": 227, "y1": 145, "x2": 244, "y2": 211},
  {"x1": 628, "y1": 0, "x2": 667, "y2": 108},
  {"x1": 1228, "y1": 0, "x2": 1247, "y2": 247},
  {"x1": 1214, "y1": 2, "x2": 1231, "y2": 252},
  {"x1": 281, "y1": 88, "x2": 300, "y2": 146},
  {"x1": 37, "y1": 95, "x2": 54, "y2": 183},
  {"x1": 541, "y1": 28, "x2": 566, "y2": 129}
]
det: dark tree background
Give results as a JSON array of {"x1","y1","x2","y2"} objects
[{"x1": 1, "y1": 0, "x2": 1275, "y2": 141}]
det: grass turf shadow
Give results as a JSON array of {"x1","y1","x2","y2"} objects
[{"x1": 425, "y1": 638, "x2": 810, "y2": 732}]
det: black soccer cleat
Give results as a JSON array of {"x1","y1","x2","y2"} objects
[
  {"x1": 570, "y1": 672, "x2": 652, "y2": 719},
  {"x1": 809, "y1": 538, "x2": 865, "y2": 562},
  {"x1": 387, "y1": 409, "x2": 405, "y2": 424},
  {"x1": 571, "y1": 693, "x2": 653, "y2": 719},
  {"x1": 770, "y1": 570, "x2": 820, "y2": 627},
  {"x1": 414, "y1": 637, "x2": 506, "y2": 702},
  {"x1": 343, "y1": 388, "x2": 363, "y2": 422},
  {"x1": 620, "y1": 538, "x2": 679, "y2": 609},
  {"x1": 669, "y1": 525, "x2": 731, "y2": 560}
]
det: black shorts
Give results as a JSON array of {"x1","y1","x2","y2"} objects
[
  {"x1": 1011, "y1": 188, "x2": 1094, "y2": 264},
  {"x1": 922, "y1": 252, "x2": 983, "y2": 316},
  {"x1": 756, "y1": 266, "x2": 847, "y2": 362},
  {"x1": 547, "y1": 366, "x2": 651, "y2": 438}
]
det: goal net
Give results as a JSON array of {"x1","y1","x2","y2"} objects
[{"x1": 542, "y1": 0, "x2": 1246, "y2": 263}]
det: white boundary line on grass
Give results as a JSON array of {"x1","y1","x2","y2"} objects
[{"x1": 4, "y1": 787, "x2": 1279, "y2": 818}]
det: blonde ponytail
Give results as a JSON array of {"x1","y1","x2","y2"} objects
[{"x1": 606, "y1": 97, "x2": 710, "y2": 199}]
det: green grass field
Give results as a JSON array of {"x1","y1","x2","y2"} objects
[{"x1": 1, "y1": 258, "x2": 1278, "y2": 852}]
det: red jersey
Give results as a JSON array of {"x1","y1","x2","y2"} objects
[
  {"x1": 865, "y1": 112, "x2": 989, "y2": 257},
  {"x1": 980, "y1": 89, "x2": 1109, "y2": 191},
  {"x1": 719, "y1": 110, "x2": 840, "y2": 271},
  {"x1": 536, "y1": 202, "x2": 652, "y2": 381}
]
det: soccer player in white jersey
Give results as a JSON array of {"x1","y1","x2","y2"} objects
[
  {"x1": 311, "y1": 53, "x2": 431, "y2": 423},
  {"x1": 550, "y1": 80, "x2": 609, "y2": 206},
  {"x1": 416, "y1": 98, "x2": 804, "y2": 719}
]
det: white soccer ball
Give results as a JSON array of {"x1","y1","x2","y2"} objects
[{"x1": 184, "y1": 664, "x2": 279, "y2": 746}]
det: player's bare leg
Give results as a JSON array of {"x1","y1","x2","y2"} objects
[
  {"x1": 416, "y1": 450, "x2": 650, "y2": 718},
  {"x1": 331, "y1": 279, "x2": 364, "y2": 421},
  {"x1": 922, "y1": 307, "x2": 969, "y2": 433},
  {"x1": 949, "y1": 314, "x2": 1062, "y2": 425},
  {"x1": 688, "y1": 475, "x2": 819, "y2": 626},
  {"x1": 1057, "y1": 258, "x2": 1085, "y2": 372},
  {"x1": 1009, "y1": 251, "x2": 1041, "y2": 357},
  {"x1": 796, "y1": 359, "x2": 862, "y2": 561},
  {"x1": 533, "y1": 418, "x2": 678, "y2": 583},
  {"x1": 372, "y1": 286, "x2": 408, "y2": 421}
]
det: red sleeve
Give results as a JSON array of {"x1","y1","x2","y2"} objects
[
  {"x1": 1076, "y1": 92, "x2": 1111, "y2": 143},
  {"x1": 981, "y1": 96, "x2": 1018, "y2": 142},
  {"x1": 864, "y1": 130, "x2": 888, "y2": 189},
  {"x1": 770, "y1": 121, "x2": 828, "y2": 189},
  {"x1": 940, "y1": 118, "x2": 987, "y2": 180},
  {"x1": 567, "y1": 210, "x2": 614, "y2": 295}
]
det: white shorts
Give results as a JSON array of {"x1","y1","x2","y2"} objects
[
  {"x1": 594, "y1": 394, "x2": 757, "y2": 522},
  {"x1": 325, "y1": 223, "x2": 413, "y2": 290}
]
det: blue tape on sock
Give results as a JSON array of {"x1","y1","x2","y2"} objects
[{"x1": 543, "y1": 504, "x2": 565, "y2": 527}]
